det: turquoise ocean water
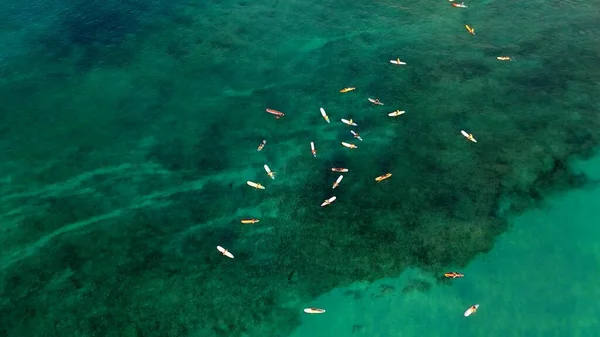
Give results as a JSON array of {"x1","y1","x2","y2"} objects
[{"x1": 1, "y1": 0, "x2": 599, "y2": 336}]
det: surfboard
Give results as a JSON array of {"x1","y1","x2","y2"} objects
[
  {"x1": 264, "y1": 164, "x2": 275, "y2": 179},
  {"x1": 368, "y1": 98, "x2": 384, "y2": 105},
  {"x1": 390, "y1": 59, "x2": 406, "y2": 65},
  {"x1": 464, "y1": 304, "x2": 479, "y2": 317},
  {"x1": 304, "y1": 308, "x2": 326, "y2": 314},
  {"x1": 388, "y1": 110, "x2": 406, "y2": 116},
  {"x1": 350, "y1": 130, "x2": 363, "y2": 141},
  {"x1": 461, "y1": 130, "x2": 477, "y2": 143},
  {"x1": 217, "y1": 246, "x2": 234, "y2": 259},
  {"x1": 341, "y1": 119, "x2": 357, "y2": 126},
  {"x1": 465, "y1": 25, "x2": 475, "y2": 35},
  {"x1": 257, "y1": 140, "x2": 266, "y2": 151},
  {"x1": 320, "y1": 108, "x2": 330, "y2": 123},
  {"x1": 321, "y1": 196, "x2": 336, "y2": 207},
  {"x1": 247, "y1": 181, "x2": 265, "y2": 189},
  {"x1": 375, "y1": 173, "x2": 392, "y2": 182},
  {"x1": 332, "y1": 175, "x2": 343, "y2": 189},
  {"x1": 266, "y1": 108, "x2": 284, "y2": 115}
]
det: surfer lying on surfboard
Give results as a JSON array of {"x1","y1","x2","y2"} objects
[
  {"x1": 241, "y1": 219, "x2": 260, "y2": 224},
  {"x1": 266, "y1": 108, "x2": 285, "y2": 119},
  {"x1": 350, "y1": 130, "x2": 363, "y2": 141},
  {"x1": 368, "y1": 98, "x2": 384, "y2": 105},
  {"x1": 320, "y1": 107, "x2": 330, "y2": 123},
  {"x1": 341, "y1": 142, "x2": 357, "y2": 149},
  {"x1": 217, "y1": 246, "x2": 234, "y2": 259},
  {"x1": 321, "y1": 196, "x2": 336, "y2": 207},
  {"x1": 257, "y1": 139, "x2": 266, "y2": 151},
  {"x1": 388, "y1": 110, "x2": 405, "y2": 117},
  {"x1": 341, "y1": 118, "x2": 357, "y2": 126},
  {"x1": 375, "y1": 173, "x2": 392, "y2": 182},
  {"x1": 310, "y1": 142, "x2": 317, "y2": 157},
  {"x1": 247, "y1": 181, "x2": 265, "y2": 189},
  {"x1": 304, "y1": 308, "x2": 326, "y2": 314},
  {"x1": 332, "y1": 175, "x2": 343, "y2": 189},
  {"x1": 340, "y1": 87, "x2": 355, "y2": 93},
  {"x1": 465, "y1": 25, "x2": 475, "y2": 35},
  {"x1": 331, "y1": 168, "x2": 348, "y2": 172},
  {"x1": 444, "y1": 272, "x2": 464, "y2": 278},
  {"x1": 464, "y1": 304, "x2": 479, "y2": 317},
  {"x1": 461, "y1": 130, "x2": 477, "y2": 143},
  {"x1": 264, "y1": 164, "x2": 275, "y2": 179},
  {"x1": 452, "y1": 2, "x2": 467, "y2": 7}
]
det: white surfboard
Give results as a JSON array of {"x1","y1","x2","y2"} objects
[
  {"x1": 368, "y1": 98, "x2": 384, "y2": 105},
  {"x1": 247, "y1": 181, "x2": 265, "y2": 189},
  {"x1": 304, "y1": 308, "x2": 326, "y2": 314},
  {"x1": 310, "y1": 141, "x2": 316, "y2": 157},
  {"x1": 264, "y1": 164, "x2": 275, "y2": 179},
  {"x1": 350, "y1": 130, "x2": 363, "y2": 141},
  {"x1": 464, "y1": 304, "x2": 479, "y2": 317},
  {"x1": 257, "y1": 139, "x2": 266, "y2": 151},
  {"x1": 461, "y1": 130, "x2": 477, "y2": 143},
  {"x1": 217, "y1": 246, "x2": 234, "y2": 259},
  {"x1": 320, "y1": 107, "x2": 330, "y2": 123},
  {"x1": 332, "y1": 175, "x2": 343, "y2": 189},
  {"x1": 390, "y1": 59, "x2": 406, "y2": 65},
  {"x1": 388, "y1": 110, "x2": 406, "y2": 117},
  {"x1": 341, "y1": 118, "x2": 357, "y2": 126},
  {"x1": 321, "y1": 196, "x2": 336, "y2": 207},
  {"x1": 341, "y1": 142, "x2": 357, "y2": 149}
]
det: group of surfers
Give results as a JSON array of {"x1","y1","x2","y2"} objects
[{"x1": 215, "y1": 1, "x2": 516, "y2": 318}]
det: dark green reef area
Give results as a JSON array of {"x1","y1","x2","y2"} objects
[{"x1": 1, "y1": 0, "x2": 599, "y2": 336}]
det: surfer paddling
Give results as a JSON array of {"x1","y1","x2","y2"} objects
[
  {"x1": 247, "y1": 181, "x2": 265, "y2": 189},
  {"x1": 266, "y1": 108, "x2": 285, "y2": 119},
  {"x1": 340, "y1": 87, "x2": 355, "y2": 93},
  {"x1": 461, "y1": 130, "x2": 477, "y2": 143},
  {"x1": 375, "y1": 173, "x2": 392, "y2": 182},
  {"x1": 257, "y1": 139, "x2": 266, "y2": 151},
  {"x1": 465, "y1": 24, "x2": 475, "y2": 35},
  {"x1": 331, "y1": 168, "x2": 348, "y2": 173},
  {"x1": 497, "y1": 56, "x2": 511, "y2": 61},
  {"x1": 388, "y1": 110, "x2": 405, "y2": 117},
  {"x1": 341, "y1": 118, "x2": 357, "y2": 126},
  {"x1": 264, "y1": 164, "x2": 275, "y2": 179},
  {"x1": 241, "y1": 219, "x2": 260, "y2": 224},
  {"x1": 368, "y1": 98, "x2": 384, "y2": 105},
  {"x1": 452, "y1": 2, "x2": 467, "y2": 7},
  {"x1": 321, "y1": 196, "x2": 336, "y2": 207},
  {"x1": 304, "y1": 308, "x2": 326, "y2": 314},
  {"x1": 310, "y1": 142, "x2": 317, "y2": 157},
  {"x1": 350, "y1": 130, "x2": 363, "y2": 141},
  {"x1": 341, "y1": 142, "x2": 357, "y2": 149},
  {"x1": 464, "y1": 304, "x2": 479, "y2": 317},
  {"x1": 320, "y1": 107, "x2": 330, "y2": 123},
  {"x1": 444, "y1": 272, "x2": 464, "y2": 279},
  {"x1": 332, "y1": 175, "x2": 343, "y2": 189},
  {"x1": 217, "y1": 246, "x2": 234, "y2": 259}
]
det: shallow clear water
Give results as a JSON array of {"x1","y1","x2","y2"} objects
[{"x1": 1, "y1": 0, "x2": 599, "y2": 336}]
